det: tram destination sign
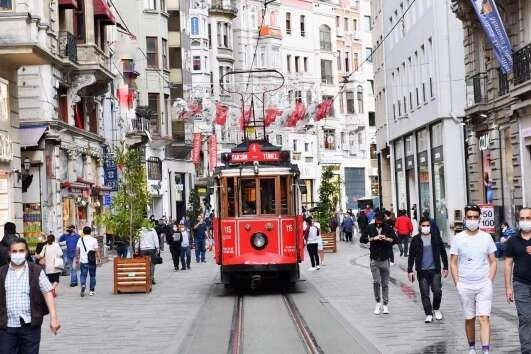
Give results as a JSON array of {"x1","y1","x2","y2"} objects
[{"x1": 230, "y1": 143, "x2": 282, "y2": 163}]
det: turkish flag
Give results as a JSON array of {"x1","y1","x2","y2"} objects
[
  {"x1": 285, "y1": 101, "x2": 306, "y2": 127},
  {"x1": 264, "y1": 107, "x2": 282, "y2": 127},
  {"x1": 192, "y1": 133, "x2": 202, "y2": 164},
  {"x1": 239, "y1": 107, "x2": 252, "y2": 131},
  {"x1": 215, "y1": 103, "x2": 229, "y2": 125},
  {"x1": 315, "y1": 98, "x2": 333, "y2": 121},
  {"x1": 209, "y1": 135, "x2": 217, "y2": 172},
  {"x1": 188, "y1": 100, "x2": 202, "y2": 114},
  {"x1": 116, "y1": 86, "x2": 133, "y2": 110}
]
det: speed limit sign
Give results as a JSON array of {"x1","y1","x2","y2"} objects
[{"x1": 478, "y1": 204, "x2": 496, "y2": 234}]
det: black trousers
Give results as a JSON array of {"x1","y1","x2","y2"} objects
[
  {"x1": 344, "y1": 231, "x2": 353, "y2": 242},
  {"x1": 418, "y1": 270, "x2": 442, "y2": 315},
  {"x1": 307, "y1": 243, "x2": 320, "y2": 267},
  {"x1": 169, "y1": 244, "x2": 181, "y2": 268},
  {"x1": 0, "y1": 323, "x2": 41, "y2": 354}
]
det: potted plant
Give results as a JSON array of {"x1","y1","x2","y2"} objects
[{"x1": 316, "y1": 167, "x2": 341, "y2": 252}]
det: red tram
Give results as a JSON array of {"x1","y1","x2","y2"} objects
[{"x1": 212, "y1": 140, "x2": 305, "y2": 287}]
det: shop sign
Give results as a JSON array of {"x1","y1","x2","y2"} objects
[
  {"x1": 0, "y1": 132, "x2": 13, "y2": 161},
  {"x1": 395, "y1": 159, "x2": 403, "y2": 172},
  {"x1": 406, "y1": 155, "x2": 415, "y2": 170},
  {"x1": 431, "y1": 146, "x2": 444, "y2": 163},
  {"x1": 103, "y1": 194, "x2": 112, "y2": 207},
  {"x1": 478, "y1": 204, "x2": 496, "y2": 234},
  {"x1": 479, "y1": 134, "x2": 490, "y2": 151},
  {"x1": 103, "y1": 154, "x2": 118, "y2": 191},
  {"x1": 418, "y1": 151, "x2": 429, "y2": 166}
]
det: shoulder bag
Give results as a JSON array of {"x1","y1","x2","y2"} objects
[{"x1": 81, "y1": 238, "x2": 97, "y2": 265}]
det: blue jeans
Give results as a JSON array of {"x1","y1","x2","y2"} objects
[
  {"x1": 514, "y1": 281, "x2": 531, "y2": 354},
  {"x1": 180, "y1": 246, "x2": 191, "y2": 269},
  {"x1": 195, "y1": 239, "x2": 205, "y2": 262},
  {"x1": 0, "y1": 323, "x2": 41, "y2": 354},
  {"x1": 116, "y1": 246, "x2": 128, "y2": 258},
  {"x1": 66, "y1": 256, "x2": 78, "y2": 285},
  {"x1": 79, "y1": 263, "x2": 96, "y2": 291}
]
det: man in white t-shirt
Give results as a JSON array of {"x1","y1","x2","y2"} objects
[
  {"x1": 450, "y1": 205, "x2": 497, "y2": 354},
  {"x1": 75, "y1": 226, "x2": 100, "y2": 297}
]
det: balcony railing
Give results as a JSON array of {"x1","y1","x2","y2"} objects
[
  {"x1": 128, "y1": 117, "x2": 150, "y2": 135},
  {"x1": 514, "y1": 43, "x2": 531, "y2": 86},
  {"x1": 498, "y1": 68, "x2": 509, "y2": 97},
  {"x1": 209, "y1": 3, "x2": 238, "y2": 17},
  {"x1": 58, "y1": 31, "x2": 78, "y2": 63},
  {"x1": 466, "y1": 73, "x2": 487, "y2": 107}
]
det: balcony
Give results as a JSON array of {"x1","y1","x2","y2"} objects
[
  {"x1": 58, "y1": 31, "x2": 78, "y2": 63},
  {"x1": 209, "y1": 2, "x2": 238, "y2": 19},
  {"x1": 259, "y1": 26, "x2": 282, "y2": 40},
  {"x1": 513, "y1": 43, "x2": 531, "y2": 86},
  {"x1": 128, "y1": 117, "x2": 150, "y2": 135},
  {"x1": 77, "y1": 44, "x2": 113, "y2": 82},
  {"x1": 169, "y1": 31, "x2": 181, "y2": 47},
  {"x1": 498, "y1": 69, "x2": 509, "y2": 97},
  {"x1": 465, "y1": 73, "x2": 488, "y2": 111}
]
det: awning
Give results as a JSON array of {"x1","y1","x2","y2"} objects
[
  {"x1": 20, "y1": 126, "x2": 47, "y2": 148},
  {"x1": 59, "y1": 0, "x2": 78, "y2": 9},
  {"x1": 93, "y1": 0, "x2": 116, "y2": 25}
]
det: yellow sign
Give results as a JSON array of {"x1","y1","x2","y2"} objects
[{"x1": 245, "y1": 127, "x2": 256, "y2": 135}]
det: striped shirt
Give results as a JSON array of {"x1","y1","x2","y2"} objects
[{"x1": 5, "y1": 263, "x2": 53, "y2": 328}]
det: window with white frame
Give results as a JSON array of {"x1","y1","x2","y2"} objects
[
  {"x1": 191, "y1": 17, "x2": 199, "y2": 35},
  {"x1": 144, "y1": 0, "x2": 156, "y2": 10},
  {"x1": 319, "y1": 25, "x2": 332, "y2": 51}
]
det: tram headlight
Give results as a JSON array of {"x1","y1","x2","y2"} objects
[{"x1": 251, "y1": 232, "x2": 268, "y2": 250}]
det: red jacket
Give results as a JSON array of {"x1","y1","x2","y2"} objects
[{"x1": 395, "y1": 215, "x2": 413, "y2": 237}]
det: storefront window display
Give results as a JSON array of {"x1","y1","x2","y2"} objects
[
  {"x1": 23, "y1": 203, "x2": 42, "y2": 252},
  {"x1": 431, "y1": 123, "x2": 447, "y2": 240},
  {"x1": 395, "y1": 140, "x2": 406, "y2": 210},
  {"x1": 479, "y1": 132, "x2": 493, "y2": 204},
  {"x1": 417, "y1": 129, "x2": 430, "y2": 215}
]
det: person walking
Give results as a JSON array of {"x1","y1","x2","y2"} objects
[
  {"x1": 357, "y1": 211, "x2": 369, "y2": 236},
  {"x1": 37, "y1": 235, "x2": 63, "y2": 297},
  {"x1": 342, "y1": 213, "x2": 355, "y2": 243},
  {"x1": 360, "y1": 214, "x2": 398, "y2": 314},
  {"x1": 384, "y1": 211, "x2": 396, "y2": 264},
  {"x1": 179, "y1": 222, "x2": 192, "y2": 270},
  {"x1": 167, "y1": 222, "x2": 182, "y2": 271},
  {"x1": 0, "y1": 222, "x2": 20, "y2": 267},
  {"x1": 0, "y1": 238, "x2": 60, "y2": 354},
  {"x1": 304, "y1": 217, "x2": 320, "y2": 270},
  {"x1": 59, "y1": 225, "x2": 80, "y2": 287},
  {"x1": 504, "y1": 208, "x2": 531, "y2": 354},
  {"x1": 450, "y1": 205, "x2": 497, "y2": 354},
  {"x1": 395, "y1": 209, "x2": 413, "y2": 257},
  {"x1": 193, "y1": 215, "x2": 208, "y2": 263},
  {"x1": 137, "y1": 226, "x2": 160, "y2": 285},
  {"x1": 407, "y1": 217, "x2": 449, "y2": 323},
  {"x1": 76, "y1": 226, "x2": 100, "y2": 297}
]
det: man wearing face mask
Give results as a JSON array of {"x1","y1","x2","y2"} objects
[
  {"x1": 504, "y1": 207, "x2": 531, "y2": 354},
  {"x1": 360, "y1": 213, "x2": 398, "y2": 315},
  {"x1": 407, "y1": 217, "x2": 449, "y2": 323},
  {"x1": 450, "y1": 205, "x2": 497, "y2": 354},
  {"x1": 0, "y1": 238, "x2": 60, "y2": 353}
]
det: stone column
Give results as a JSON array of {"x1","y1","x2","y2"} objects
[{"x1": 84, "y1": 0, "x2": 95, "y2": 44}]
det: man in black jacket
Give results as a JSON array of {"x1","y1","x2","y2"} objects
[
  {"x1": 166, "y1": 222, "x2": 182, "y2": 271},
  {"x1": 407, "y1": 216, "x2": 449, "y2": 323},
  {"x1": 360, "y1": 214, "x2": 398, "y2": 315}
]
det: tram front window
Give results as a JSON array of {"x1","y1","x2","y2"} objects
[
  {"x1": 260, "y1": 178, "x2": 276, "y2": 214},
  {"x1": 241, "y1": 179, "x2": 257, "y2": 215}
]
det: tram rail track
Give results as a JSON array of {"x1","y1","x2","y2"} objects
[{"x1": 227, "y1": 293, "x2": 323, "y2": 354}]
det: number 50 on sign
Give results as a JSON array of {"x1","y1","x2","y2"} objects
[{"x1": 478, "y1": 204, "x2": 496, "y2": 234}]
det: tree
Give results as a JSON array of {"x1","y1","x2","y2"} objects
[
  {"x1": 97, "y1": 147, "x2": 152, "y2": 252},
  {"x1": 186, "y1": 186, "x2": 203, "y2": 226},
  {"x1": 316, "y1": 167, "x2": 341, "y2": 233}
]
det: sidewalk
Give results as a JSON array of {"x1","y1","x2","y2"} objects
[
  {"x1": 301, "y1": 241, "x2": 521, "y2": 354},
  {"x1": 40, "y1": 249, "x2": 218, "y2": 354}
]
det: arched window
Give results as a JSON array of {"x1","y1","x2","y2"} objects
[
  {"x1": 357, "y1": 85, "x2": 364, "y2": 113},
  {"x1": 319, "y1": 25, "x2": 331, "y2": 51},
  {"x1": 191, "y1": 17, "x2": 199, "y2": 35}
]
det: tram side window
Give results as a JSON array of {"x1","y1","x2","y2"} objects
[
  {"x1": 241, "y1": 179, "x2": 257, "y2": 215},
  {"x1": 226, "y1": 177, "x2": 235, "y2": 217},
  {"x1": 280, "y1": 176, "x2": 289, "y2": 215},
  {"x1": 260, "y1": 178, "x2": 276, "y2": 214}
]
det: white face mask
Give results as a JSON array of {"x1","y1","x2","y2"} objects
[
  {"x1": 519, "y1": 221, "x2": 531, "y2": 233},
  {"x1": 465, "y1": 219, "x2": 480, "y2": 231},
  {"x1": 420, "y1": 226, "x2": 431, "y2": 235},
  {"x1": 10, "y1": 252, "x2": 27, "y2": 265}
]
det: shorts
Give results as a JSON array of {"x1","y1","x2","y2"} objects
[{"x1": 456, "y1": 279, "x2": 493, "y2": 319}]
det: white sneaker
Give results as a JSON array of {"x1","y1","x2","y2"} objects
[
  {"x1": 382, "y1": 305, "x2": 389, "y2": 314},
  {"x1": 468, "y1": 348, "x2": 477, "y2": 354},
  {"x1": 89, "y1": 291, "x2": 95, "y2": 296},
  {"x1": 434, "y1": 310, "x2": 443, "y2": 320},
  {"x1": 390, "y1": 262, "x2": 395, "y2": 266},
  {"x1": 424, "y1": 315, "x2": 433, "y2": 323},
  {"x1": 308, "y1": 267, "x2": 316, "y2": 271},
  {"x1": 373, "y1": 303, "x2": 382, "y2": 315},
  {"x1": 316, "y1": 265, "x2": 321, "y2": 270}
]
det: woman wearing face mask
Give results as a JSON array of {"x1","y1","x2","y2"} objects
[
  {"x1": 450, "y1": 205, "x2": 497, "y2": 354},
  {"x1": 37, "y1": 235, "x2": 63, "y2": 297},
  {"x1": 166, "y1": 221, "x2": 182, "y2": 271},
  {"x1": 407, "y1": 217, "x2": 449, "y2": 323}
]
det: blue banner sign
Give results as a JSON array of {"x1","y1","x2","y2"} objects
[
  {"x1": 103, "y1": 154, "x2": 118, "y2": 191},
  {"x1": 470, "y1": 0, "x2": 513, "y2": 73}
]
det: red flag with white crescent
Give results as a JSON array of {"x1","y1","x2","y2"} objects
[
  {"x1": 264, "y1": 107, "x2": 282, "y2": 127},
  {"x1": 192, "y1": 133, "x2": 202, "y2": 164},
  {"x1": 215, "y1": 103, "x2": 229, "y2": 125},
  {"x1": 209, "y1": 135, "x2": 217, "y2": 172},
  {"x1": 315, "y1": 98, "x2": 333, "y2": 121},
  {"x1": 285, "y1": 101, "x2": 306, "y2": 127}
]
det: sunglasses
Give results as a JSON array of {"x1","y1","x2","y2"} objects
[{"x1": 464, "y1": 204, "x2": 481, "y2": 213}]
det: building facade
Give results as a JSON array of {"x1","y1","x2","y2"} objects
[
  {"x1": 452, "y1": 0, "x2": 531, "y2": 227},
  {"x1": 374, "y1": 0, "x2": 467, "y2": 242}
]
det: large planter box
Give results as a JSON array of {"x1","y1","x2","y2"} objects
[
  {"x1": 113, "y1": 256, "x2": 152, "y2": 294},
  {"x1": 321, "y1": 232, "x2": 337, "y2": 253}
]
